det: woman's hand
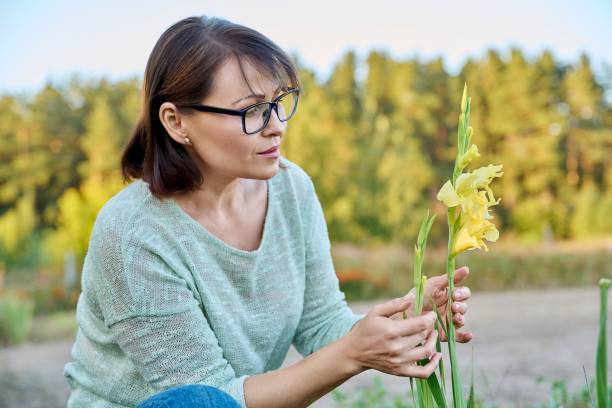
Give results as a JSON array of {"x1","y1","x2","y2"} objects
[
  {"x1": 401, "y1": 266, "x2": 473, "y2": 343},
  {"x1": 343, "y1": 297, "x2": 442, "y2": 378}
]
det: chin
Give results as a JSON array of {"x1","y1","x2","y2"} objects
[{"x1": 251, "y1": 161, "x2": 280, "y2": 180}]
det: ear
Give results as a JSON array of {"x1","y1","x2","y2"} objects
[{"x1": 159, "y1": 102, "x2": 190, "y2": 145}]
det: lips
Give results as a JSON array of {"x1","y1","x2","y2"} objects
[{"x1": 258, "y1": 146, "x2": 279, "y2": 154}]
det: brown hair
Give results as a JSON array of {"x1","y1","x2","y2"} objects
[{"x1": 121, "y1": 15, "x2": 299, "y2": 198}]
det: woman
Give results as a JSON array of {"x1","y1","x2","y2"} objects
[{"x1": 63, "y1": 15, "x2": 473, "y2": 408}]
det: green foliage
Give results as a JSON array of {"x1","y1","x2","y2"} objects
[
  {"x1": 336, "y1": 244, "x2": 612, "y2": 301},
  {"x1": 0, "y1": 75, "x2": 138, "y2": 275},
  {"x1": 332, "y1": 376, "x2": 415, "y2": 408},
  {"x1": 0, "y1": 289, "x2": 34, "y2": 346},
  {"x1": 42, "y1": 177, "x2": 123, "y2": 267},
  {"x1": 28, "y1": 310, "x2": 77, "y2": 342},
  {"x1": 0, "y1": 49, "x2": 611, "y2": 274},
  {"x1": 28, "y1": 280, "x2": 80, "y2": 316},
  {"x1": 0, "y1": 193, "x2": 41, "y2": 268},
  {"x1": 78, "y1": 94, "x2": 124, "y2": 182},
  {"x1": 332, "y1": 376, "x2": 489, "y2": 408},
  {"x1": 331, "y1": 374, "x2": 611, "y2": 408},
  {"x1": 338, "y1": 279, "x2": 389, "y2": 301},
  {"x1": 534, "y1": 377, "x2": 610, "y2": 408},
  {"x1": 596, "y1": 279, "x2": 610, "y2": 408}
]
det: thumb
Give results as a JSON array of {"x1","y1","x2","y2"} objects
[{"x1": 370, "y1": 296, "x2": 411, "y2": 318}]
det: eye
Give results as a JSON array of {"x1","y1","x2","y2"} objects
[{"x1": 245, "y1": 104, "x2": 264, "y2": 117}]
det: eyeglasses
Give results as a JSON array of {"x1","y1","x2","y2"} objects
[{"x1": 177, "y1": 88, "x2": 299, "y2": 135}]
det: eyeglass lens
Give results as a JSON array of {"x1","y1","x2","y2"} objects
[{"x1": 244, "y1": 91, "x2": 297, "y2": 133}]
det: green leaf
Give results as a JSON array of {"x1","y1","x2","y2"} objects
[
  {"x1": 426, "y1": 372, "x2": 448, "y2": 408},
  {"x1": 466, "y1": 347, "x2": 475, "y2": 408},
  {"x1": 431, "y1": 299, "x2": 448, "y2": 393},
  {"x1": 596, "y1": 278, "x2": 610, "y2": 408},
  {"x1": 410, "y1": 378, "x2": 417, "y2": 408},
  {"x1": 416, "y1": 377, "x2": 425, "y2": 408}
]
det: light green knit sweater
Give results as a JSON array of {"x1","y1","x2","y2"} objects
[{"x1": 63, "y1": 157, "x2": 364, "y2": 407}]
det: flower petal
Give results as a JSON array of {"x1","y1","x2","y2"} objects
[
  {"x1": 437, "y1": 180, "x2": 460, "y2": 207},
  {"x1": 453, "y1": 227, "x2": 481, "y2": 255}
]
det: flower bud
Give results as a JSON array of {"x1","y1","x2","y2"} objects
[{"x1": 461, "y1": 83, "x2": 468, "y2": 113}]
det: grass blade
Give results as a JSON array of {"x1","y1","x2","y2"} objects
[
  {"x1": 426, "y1": 372, "x2": 448, "y2": 408},
  {"x1": 431, "y1": 299, "x2": 448, "y2": 393},
  {"x1": 596, "y1": 278, "x2": 610, "y2": 408},
  {"x1": 466, "y1": 347, "x2": 475, "y2": 408}
]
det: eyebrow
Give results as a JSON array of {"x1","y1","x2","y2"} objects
[{"x1": 232, "y1": 86, "x2": 283, "y2": 105}]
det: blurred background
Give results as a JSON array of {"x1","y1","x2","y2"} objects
[{"x1": 0, "y1": 1, "x2": 611, "y2": 407}]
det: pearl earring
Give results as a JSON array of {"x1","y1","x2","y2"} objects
[{"x1": 184, "y1": 137, "x2": 191, "y2": 144}]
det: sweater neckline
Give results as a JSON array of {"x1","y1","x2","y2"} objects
[{"x1": 165, "y1": 178, "x2": 274, "y2": 258}]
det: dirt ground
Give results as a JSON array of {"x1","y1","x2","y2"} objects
[{"x1": 0, "y1": 286, "x2": 609, "y2": 407}]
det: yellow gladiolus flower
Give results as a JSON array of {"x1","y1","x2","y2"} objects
[
  {"x1": 453, "y1": 219, "x2": 499, "y2": 255},
  {"x1": 437, "y1": 159, "x2": 503, "y2": 255},
  {"x1": 453, "y1": 226, "x2": 481, "y2": 253},
  {"x1": 437, "y1": 165, "x2": 502, "y2": 211},
  {"x1": 455, "y1": 164, "x2": 503, "y2": 196}
]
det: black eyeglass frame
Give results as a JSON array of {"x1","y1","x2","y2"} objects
[{"x1": 177, "y1": 88, "x2": 300, "y2": 135}]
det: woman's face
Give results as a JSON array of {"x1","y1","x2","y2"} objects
[{"x1": 160, "y1": 57, "x2": 287, "y2": 182}]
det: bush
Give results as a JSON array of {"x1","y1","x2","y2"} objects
[
  {"x1": 6, "y1": 268, "x2": 80, "y2": 316},
  {"x1": 0, "y1": 289, "x2": 34, "y2": 347},
  {"x1": 29, "y1": 310, "x2": 77, "y2": 342},
  {"x1": 29, "y1": 282, "x2": 79, "y2": 316},
  {"x1": 333, "y1": 243, "x2": 612, "y2": 301}
]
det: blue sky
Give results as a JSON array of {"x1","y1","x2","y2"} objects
[{"x1": 1, "y1": 0, "x2": 611, "y2": 95}]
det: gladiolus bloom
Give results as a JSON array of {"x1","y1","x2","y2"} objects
[{"x1": 437, "y1": 159, "x2": 503, "y2": 255}]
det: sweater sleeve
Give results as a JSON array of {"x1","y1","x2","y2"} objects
[
  {"x1": 90, "y1": 214, "x2": 249, "y2": 407},
  {"x1": 291, "y1": 177, "x2": 365, "y2": 357}
]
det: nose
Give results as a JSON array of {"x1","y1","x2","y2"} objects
[{"x1": 261, "y1": 104, "x2": 286, "y2": 136}]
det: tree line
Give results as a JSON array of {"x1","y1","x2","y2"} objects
[{"x1": 1, "y1": 47, "x2": 611, "y2": 273}]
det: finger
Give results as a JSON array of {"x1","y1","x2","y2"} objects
[
  {"x1": 456, "y1": 331, "x2": 474, "y2": 343},
  {"x1": 400, "y1": 290, "x2": 415, "y2": 302},
  {"x1": 452, "y1": 302, "x2": 468, "y2": 314},
  {"x1": 371, "y1": 296, "x2": 412, "y2": 318},
  {"x1": 425, "y1": 273, "x2": 448, "y2": 289},
  {"x1": 453, "y1": 266, "x2": 470, "y2": 285},
  {"x1": 393, "y1": 310, "x2": 417, "y2": 321},
  {"x1": 429, "y1": 266, "x2": 470, "y2": 289},
  {"x1": 426, "y1": 267, "x2": 469, "y2": 298},
  {"x1": 453, "y1": 312, "x2": 465, "y2": 327},
  {"x1": 400, "y1": 352, "x2": 442, "y2": 378},
  {"x1": 393, "y1": 311, "x2": 436, "y2": 337},
  {"x1": 396, "y1": 327, "x2": 431, "y2": 350},
  {"x1": 404, "y1": 330, "x2": 439, "y2": 362},
  {"x1": 452, "y1": 286, "x2": 472, "y2": 301}
]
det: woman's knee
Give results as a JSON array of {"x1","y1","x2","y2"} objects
[{"x1": 136, "y1": 384, "x2": 241, "y2": 408}]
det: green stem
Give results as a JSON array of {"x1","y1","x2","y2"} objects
[
  {"x1": 596, "y1": 278, "x2": 610, "y2": 408},
  {"x1": 446, "y1": 207, "x2": 464, "y2": 408}
]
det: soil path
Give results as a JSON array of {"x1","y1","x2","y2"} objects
[{"x1": 0, "y1": 287, "x2": 608, "y2": 407}]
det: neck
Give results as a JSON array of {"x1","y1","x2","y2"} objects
[{"x1": 175, "y1": 170, "x2": 253, "y2": 218}]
